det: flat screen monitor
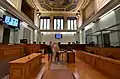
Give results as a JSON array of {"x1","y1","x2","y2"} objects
[
  {"x1": 2, "y1": 15, "x2": 20, "y2": 28},
  {"x1": 55, "y1": 34, "x2": 62, "y2": 39}
]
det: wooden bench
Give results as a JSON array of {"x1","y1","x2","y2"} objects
[
  {"x1": 76, "y1": 50, "x2": 120, "y2": 79},
  {"x1": 0, "y1": 45, "x2": 24, "y2": 61},
  {"x1": 86, "y1": 46, "x2": 120, "y2": 60}
]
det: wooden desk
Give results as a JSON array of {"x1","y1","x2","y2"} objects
[{"x1": 9, "y1": 53, "x2": 42, "y2": 79}]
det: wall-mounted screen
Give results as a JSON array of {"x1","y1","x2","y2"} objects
[
  {"x1": 2, "y1": 15, "x2": 20, "y2": 28},
  {"x1": 55, "y1": 34, "x2": 62, "y2": 39}
]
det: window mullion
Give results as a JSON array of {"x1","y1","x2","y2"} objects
[
  {"x1": 46, "y1": 19, "x2": 47, "y2": 30},
  {"x1": 70, "y1": 20, "x2": 71, "y2": 30},
  {"x1": 73, "y1": 20, "x2": 74, "y2": 30},
  {"x1": 43, "y1": 19, "x2": 44, "y2": 30},
  {"x1": 60, "y1": 19, "x2": 61, "y2": 30}
]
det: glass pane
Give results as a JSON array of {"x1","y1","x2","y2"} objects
[
  {"x1": 47, "y1": 19, "x2": 50, "y2": 30},
  {"x1": 61, "y1": 19, "x2": 63, "y2": 30},
  {"x1": 57, "y1": 19, "x2": 61, "y2": 30},
  {"x1": 44, "y1": 19, "x2": 47, "y2": 30},
  {"x1": 74, "y1": 20, "x2": 77, "y2": 30},
  {"x1": 68, "y1": 20, "x2": 70, "y2": 30},
  {"x1": 71, "y1": 20, "x2": 74, "y2": 30},
  {"x1": 40, "y1": 19, "x2": 43, "y2": 30},
  {"x1": 54, "y1": 19, "x2": 56, "y2": 30}
]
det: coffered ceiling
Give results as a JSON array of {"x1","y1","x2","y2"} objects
[
  {"x1": 38, "y1": 0, "x2": 79, "y2": 11},
  {"x1": 27, "y1": 0, "x2": 89, "y2": 13}
]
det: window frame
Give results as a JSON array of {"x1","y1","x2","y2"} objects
[
  {"x1": 67, "y1": 17, "x2": 77, "y2": 30},
  {"x1": 53, "y1": 17, "x2": 64, "y2": 30},
  {"x1": 40, "y1": 17, "x2": 50, "y2": 30}
]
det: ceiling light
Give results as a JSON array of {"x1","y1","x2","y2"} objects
[
  {"x1": 37, "y1": 13, "x2": 41, "y2": 16},
  {"x1": 76, "y1": 12, "x2": 80, "y2": 17},
  {"x1": 76, "y1": 13, "x2": 78, "y2": 16},
  {"x1": 78, "y1": 10, "x2": 80, "y2": 12},
  {"x1": 38, "y1": 16, "x2": 41, "y2": 18},
  {"x1": 36, "y1": 9, "x2": 39, "y2": 12}
]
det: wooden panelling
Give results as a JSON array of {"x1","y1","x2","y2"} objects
[
  {"x1": 9, "y1": 53, "x2": 42, "y2": 79},
  {"x1": 86, "y1": 46, "x2": 120, "y2": 60},
  {"x1": 76, "y1": 50, "x2": 120, "y2": 79},
  {"x1": 24, "y1": 44, "x2": 40, "y2": 55},
  {"x1": 0, "y1": 45, "x2": 24, "y2": 61},
  {"x1": 0, "y1": 44, "x2": 41, "y2": 61}
]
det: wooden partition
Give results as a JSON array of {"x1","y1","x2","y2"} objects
[
  {"x1": 0, "y1": 44, "x2": 43, "y2": 79},
  {"x1": 39, "y1": 44, "x2": 47, "y2": 50},
  {"x1": 24, "y1": 44, "x2": 41, "y2": 55},
  {"x1": 0, "y1": 45, "x2": 24, "y2": 61},
  {"x1": 86, "y1": 46, "x2": 120, "y2": 60},
  {"x1": 59, "y1": 44, "x2": 86, "y2": 50},
  {"x1": 100, "y1": 48, "x2": 120, "y2": 60},
  {"x1": 9, "y1": 53, "x2": 42, "y2": 79},
  {"x1": 76, "y1": 50, "x2": 120, "y2": 79},
  {"x1": 0, "y1": 44, "x2": 42, "y2": 61}
]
